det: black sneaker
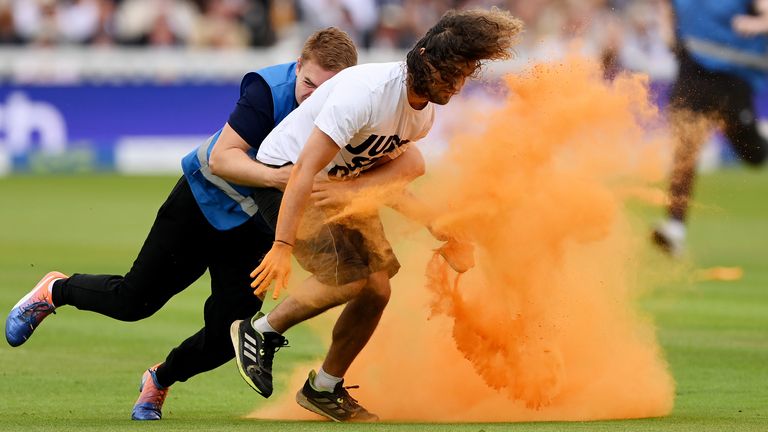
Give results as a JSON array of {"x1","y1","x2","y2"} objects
[
  {"x1": 229, "y1": 312, "x2": 288, "y2": 398},
  {"x1": 296, "y1": 370, "x2": 379, "y2": 422}
]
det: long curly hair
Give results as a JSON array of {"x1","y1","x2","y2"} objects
[{"x1": 406, "y1": 8, "x2": 524, "y2": 98}]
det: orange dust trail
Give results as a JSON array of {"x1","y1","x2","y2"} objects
[{"x1": 250, "y1": 55, "x2": 675, "y2": 422}]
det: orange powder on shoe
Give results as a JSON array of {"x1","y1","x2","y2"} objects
[{"x1": 251, "y1": 55, "x2": 675, "y2": 422}]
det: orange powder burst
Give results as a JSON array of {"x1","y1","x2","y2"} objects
[{"x1": 251, "y1": 55, "x2": 675, "y2": 422}]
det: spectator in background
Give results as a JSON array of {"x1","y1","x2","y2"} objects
[
  {"x1": 0, "y1": 0, "x2": 22, "y2": 44},
  {"x1": 113, "y1": 0, "x2": 197, "y2": 46},
  {"x1": 190, "y1": 0, "x2": 250, "y2": 48},
  {"x1": 297, "y1": 0, "x2": 378, "y2": 48},
  {"x1": 618, "y1": 0, "x2": 677, "y2": 81},
  {"x1": 241, "y1": 0, "x2": 276, "y2": 46},
  {"x1": 653, "y1": 0, "x2": 768, "y2": 256},
  {"x1": 11, "y1": 0, "x2": 103, "y2": 46}
]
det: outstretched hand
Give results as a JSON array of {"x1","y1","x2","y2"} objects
[
  {"x1": 437, "y1": 238, "x2": 475, "y2": 273},
  {"x1": 311, "y1": 178, "x2": 356, "y2": 210},
  {"x1": 250, "y1": 243, "x2": 293, "y2": 299}
]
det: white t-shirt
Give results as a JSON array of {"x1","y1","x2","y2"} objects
[{"x1": 257, "y1": 62, "x2": 435, "y2": 179}]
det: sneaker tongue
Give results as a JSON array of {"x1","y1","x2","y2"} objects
[
  {"x1": 265, "y1": 332, "x2": 285, "y2": 346},
  {"x1": 333, "y1": 380, "x2": 345, "y2": 393}
]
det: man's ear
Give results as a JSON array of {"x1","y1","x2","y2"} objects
[
  {"x1": 419, "y1": 47, "x2": 426, "y2": 55},
  {"x1": 296, "y1": 57, "x2": 302, "y2": 75}
]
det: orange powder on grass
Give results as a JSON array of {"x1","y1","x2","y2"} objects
[{"x1": 250, "y1": 55, "x2": 675, "y2": 422}]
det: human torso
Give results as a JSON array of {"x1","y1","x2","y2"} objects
[{"x1": 257, "y1": 62, "x2": 435, "y2": 179}]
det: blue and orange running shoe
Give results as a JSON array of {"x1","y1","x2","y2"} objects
[
  {"x1": 5, "y1": 271, "x2": 67, "y2": 347},
  {"x1": 131, "y1": 364, "x2": 169, "y2": 420}
]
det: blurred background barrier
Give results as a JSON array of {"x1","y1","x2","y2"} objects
[{"x1": 0, "y1": 0, "x2": 766, "y2": 175}]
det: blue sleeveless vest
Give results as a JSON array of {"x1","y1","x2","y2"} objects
[
  {"x1": 181, "y1": 62, "x2": 297, "y2": 230},
  {"x1": 674, "y1": 0, "x2": 768, "y2": 90}
]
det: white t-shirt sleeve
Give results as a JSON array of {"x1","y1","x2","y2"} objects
[{"x1": 314, "y1": 81, "x2": 373, "y2": 148}]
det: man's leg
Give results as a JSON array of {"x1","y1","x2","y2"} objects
[
  {"x1": 320, "y1": 270, "x2": 391, "y2": 378},
  {"x1": 51, "y1": 177, "x2": 209, "y2": 321},
  {"x1": 719, "y1": 78, "x2": 768, "y2": 167},
  {"x1": 6, "y1": 177, "x2": 209, "y2": 350},
  {"x1": 231, "y1": 274, "x2": 367, "y2": 397},
  {"x1": 666, "y1": 110, "x2": 711, "y2": 223},
  {"x1": 266, "y1": 276, "x2": 368, "y2": 333},
  {"x1": 156, "y1": 213, "x2": 272, "y2": 386},
  {"x1": 291, "y1": 272, "x2": 390, "y2": 423},
  {"x1": 652, "y1": 50, "x2": 717, "y2": 256}
]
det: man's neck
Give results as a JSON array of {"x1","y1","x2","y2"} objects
[{"x1": 407, "y1": 86, "x2": 429, "y2": 110}]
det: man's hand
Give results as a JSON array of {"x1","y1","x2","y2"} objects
[
  {"x1": 311, "y1": 178, "x2": 358, "y2": 209},
  {"x1": 270, "y1": 165, "x2": 293, "y2": 191},
  {"x1": 437, "y1": 238, "x2": 475, "y2": 273},
  {"x1": 733, "y1": 14, "x2": 768, "y2": 36},
  {"x1": 427, "y1": 221, "x2": 452, "y2": 241},
  {"x1": 250, "y1": 242, "x2": 293, "y2": 299}
]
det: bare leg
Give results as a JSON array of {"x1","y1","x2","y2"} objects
[
  {"x1": 266, "y1": 276, "x2": 367, "y2": 333},
  {"x1": 667, "y1": 110, "x2": 711, "y2": 222},
  {"x1": 322, "y1": 271, "x2": 391, "y2": 377}
]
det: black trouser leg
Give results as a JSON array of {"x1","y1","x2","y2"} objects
[
  {"x1": 157, "y1": 213, "x2": 272, "y2": 385},
  {"x1": 720, "y1": 82, "x2": 768, "y2": 166},
  {"x1": 52, "y1": 177, "x2": 209, "y2": 321},
  {"x1": 665, "y1": 48, "x2": 767, "y2": 221},
  {"x1": 51, "y1": 176, "x2": 273, "y2": 387}
]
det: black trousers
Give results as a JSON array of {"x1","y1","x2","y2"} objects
[{"x1": 51, "y1": 177, "x2": 273, "y2": 386}]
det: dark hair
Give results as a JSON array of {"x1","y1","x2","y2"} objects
[
  {"x1": 406, "y1": 8, "x2": 524, "y2": 97},
  {"x1": 301, "y1": 27, "x2": 358, "y2": 72}
]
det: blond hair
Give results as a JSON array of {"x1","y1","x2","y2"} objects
[{"x1": 301, "y1": 27, "x2": 358, "y2": 72}]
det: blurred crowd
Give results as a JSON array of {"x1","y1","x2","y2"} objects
[{"x1": 0, "y1": 0, "x2": 676, "y2": 78}]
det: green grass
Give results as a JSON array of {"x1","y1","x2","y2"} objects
[{"x1": 0, "y1": 170, "x2": 767, "y2": 431}]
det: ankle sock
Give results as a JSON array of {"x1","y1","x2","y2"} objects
[
  {"x1": 252, "y1": 313, "x2": 279, "y2": 334},
  {"x1": 313, "y1": 367, "x2": 343, "y2": 392}
]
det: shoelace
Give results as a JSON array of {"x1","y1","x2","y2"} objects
[
  {"x1": 335, "y1": 384, "x2": 362, "y2": 409},
  {"x1": 261, "y1": 337, "x2": 290, "y2": 370},
  {"x1": 20, "y1": 302, "x2": 55, "y2": 325}
]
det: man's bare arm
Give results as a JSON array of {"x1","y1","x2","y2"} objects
[
  {"x1": 208, "y1": 123, "x2": 292, "y2": 190},
  {"x1": 311, "y1": 146, "x2": 426, "y2": 208}
]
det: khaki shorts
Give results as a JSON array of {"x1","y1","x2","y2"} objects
[{"x1": 251, "y1": 188, "x2": 400, "y2": 287}]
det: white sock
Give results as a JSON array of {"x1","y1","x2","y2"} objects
[
  {"x1": 313, "y1": 367, "x2": 343, "y2": 392},
  {"x1": 252, "y1": 313, "x2": 279, "y2": 334},
  {"x1": 662, "y1": 218, "x2": 686, "y2": 241}
]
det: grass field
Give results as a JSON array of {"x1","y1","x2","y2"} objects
[{"x1": 0, "y1": 170, "x2": 766, "y2": 431}]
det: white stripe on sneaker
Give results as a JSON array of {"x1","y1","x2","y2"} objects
[
  {"x1": 243, "y1": 350, "x2": 258, "y2": 363},
  {"x1": 244, "y1": 332, "x2": 257, "y2": 345}
]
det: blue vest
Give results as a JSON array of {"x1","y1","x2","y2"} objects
[
  {"x1": 674, "y1": 0, "x2": 768, "y2": 90},
  {"x1": 181, "y1": 62, "x2": 298, "y2": 230}
]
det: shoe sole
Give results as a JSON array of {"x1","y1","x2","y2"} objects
[
  {"x1": 295, "y1": 388, "x2": 342, "y2": 422},
  {"x1": 229, "y1": 320, "x2": 269, "y2": 398},
  {"x1": 12, "y1": 271, "x2": 67, "y2": 310},
  {"x1": 295, "y1": 389, "x2": 379, "y2": 422},
  {"x1": 6, "y1": 271, "x2": 67, "y2": 347}
]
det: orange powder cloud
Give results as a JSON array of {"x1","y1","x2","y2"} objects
[{"x1": 250, "y1": 55, "x2": 675, "y2": 422}]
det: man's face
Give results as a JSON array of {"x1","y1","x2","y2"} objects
[
  {"x1": 425, "y1": 62, "x2": 476, "y2": 105},
  {"x1": 295, "y1": 58, "x2": 337, "y2": 104}
]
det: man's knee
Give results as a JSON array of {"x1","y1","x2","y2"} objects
[
  {"x1": 114, "y1": 294, "x2": 162, "y2": 321},
  {"x1": 333, "y1": 278, "x2": 368, "y2": 304},
  {"x1": 360, "y1": 271, "x2": 391, "y2": 308}
]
